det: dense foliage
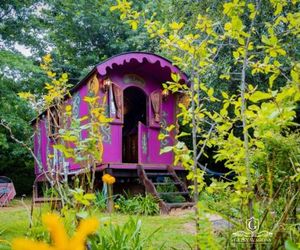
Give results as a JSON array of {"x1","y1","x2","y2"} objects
[
  {"x1": 1, "y1": 0, "x2": 299, "y2": 249},
  {"x1": 115, "y1": 194, "x2": 159, "y2": 216},
  {"x1": 111, "y1": 0, "x2": 300, "y2": 248},
  {"x1": 0, "y1": 0, "x2": 155, "y2": 194}
]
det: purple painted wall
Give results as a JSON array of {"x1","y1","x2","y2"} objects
[{"x1": 33, "y1": 52, "x2": 187, "y2": 176}]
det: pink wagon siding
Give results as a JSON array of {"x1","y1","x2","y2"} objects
[{"x1": 33, "y1": 52, "x2": 188, "y2": 177}]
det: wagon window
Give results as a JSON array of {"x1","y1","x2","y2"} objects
[
  {"x1": 48, "y1": 108, "x2": 60, "y2": 137},
  {"x1": 112, "y1": 83, "x2": 123, "y2": 119}
]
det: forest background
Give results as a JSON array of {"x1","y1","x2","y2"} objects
[
  {"x1": 0, "y1": 0, "x2": 159, "y2": 194},
  {"x1": 0, "y1": 0, "x2": 299, "y2": 196}
]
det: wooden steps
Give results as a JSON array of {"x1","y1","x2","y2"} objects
[
  {"x1": 31, "y1": 184, "x2": 62, "y2": 210},
  {"x1": 166, "y1": 202, "x2": 195, "y2": 209},
  {"x1": 146, "y1": 172, "x2": 173, "y2": 177},
  {"x1": 153, "y1": 182, "x2": 182, "y2": 186},
  {"x1": 33, "y1": 197, "x2": 61, "y2": 204},
  {"x1": 158, "y1": 191, "x2": 190, "y2": 196},
  {"x1": 137, "y1": 165, "x2": 194, "y2": 214}
]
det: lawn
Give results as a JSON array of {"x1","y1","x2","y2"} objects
[{"x1": 0, "y1": 198, "x2": 195, "y2": 249}]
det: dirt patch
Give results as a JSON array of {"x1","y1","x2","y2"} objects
[
  {"x1": 180, "y1": 212, "x2": 232, "y2": 234},
  {"x1": 169, "y1": 207, "x2": 194, "y2": 217},
  {"x1": 0, "y1": 198, "x2": 32, "y2": 212},
  {"x1": 183, "y1": 221, "x2": 196, "y2": 234}
]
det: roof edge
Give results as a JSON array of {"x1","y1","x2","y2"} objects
[{"x1": 31, "y1": 52, "x2": 188, "y2": 124}]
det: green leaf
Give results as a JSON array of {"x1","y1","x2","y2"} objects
[
  {"x1": 84, "y1": 193, "x2": 96, "y2": 200},
  {"x1": 171, "y1": 73, "x2": 180, "y2": 82},
  {"x1": 177, "y1": 132, "x2": 190, "y2": 138},
  {"x1": 207, "y1": 88, "x2": 214, "y2": 97},
  {"x1": 233, "y1": 51, "x2": 239, "y2": 59},
  {"x1": 160, "y1": 146, "x2": 173, "y2": 154},
  {"x1": 249, "y1": 91, "x2": 272, "y2": 103},
  {"x1": 284, "y1": 240, "x2": 299, "y2": 250},
  {"x1": 76, "y1": 211, "x2": 89, "y2": 219},
  {"x1": 221, "y1": 92, "x2": 229, "y2": 99},
  {"x1": 158, "y1": 133, "x2": 167, "y2": 140},
  {"x1": 166, "y1": 124, "x2": 175, "y2": 132}
]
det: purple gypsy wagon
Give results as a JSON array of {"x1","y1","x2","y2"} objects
[
  {"x1": 0, "y1": 176, "x2": 16, "y2": 207},
  {"x1": 32, "y1": 52, "x2": 193, "y2": 212}
]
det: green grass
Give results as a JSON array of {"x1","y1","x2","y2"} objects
[{"x1": 0, "y1": 198, "x2": 195, "y2": 249}]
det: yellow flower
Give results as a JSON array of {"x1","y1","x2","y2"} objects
[
  {"x1": 169, "y1": 22, "x2": 184, "y2": 30},
  {"x1": 43, "y1": 54, "x2": 52, "y2": 64},
  {"x1": 65, "y1": 105, "x2": 72, "y2": 112},
  {"x1": 114, "y1": 204, "x2": 120, "y2": 209},
  {"x1": 47, "y1": 71, "x2": 56, "y2": 78},
  {"x1": 12, "y1": 213, "x2": 99, "y2": 250},
  {"x1": 102, "y1": 174, "x2": 116, "y2": 185},
  {"x1": 18, "y1": 92, "x2": 34, "y2": 100}
]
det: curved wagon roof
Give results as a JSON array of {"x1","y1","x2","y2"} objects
[
  {"x1": 32, "y1": 52, "x2": 188, "y2": 124},
  {"x1": 0, "y1": 176, "x2": 13, "y2": 183},
  {"x1": 71, "y1": 51, "x2": 188, "y2": 93}
]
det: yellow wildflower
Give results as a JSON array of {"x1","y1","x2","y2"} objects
[
  {"x1": 47, "y1": 71, "x2": 56, "y2": 78},
  {"x1": 102, "y1": 174, "x2": 116, "y2": 185},
  {"x1": 12, "y1": 213, "x2": 99, "y2": 250},
  {"x1": 18, "y1": 92, "x2": 34, "y2": 100},
  {"x1": 65, "y1": 105, "x2": 72, "y2": 112},
  {"x1": 43, "y1": 54, "x2": 52, "y2": 64},
  {"x1": 169, "y1": 22, "x2": 184, "y2": 31}
]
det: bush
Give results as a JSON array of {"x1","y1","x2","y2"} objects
[
  {"x1": 156, "y1": 178, "x2": 186, "y2": 203},
  {"x1": 94, "y1": 191, "x2": 107, "y2": 211},
  {"x1": 115, "y1": 194, "x2": 159, "y2": 216},
  {"x1": 88, "y1": 217, "x2": 161, "y2": 250}
]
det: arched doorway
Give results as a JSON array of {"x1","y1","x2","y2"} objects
[{"x1": 122, "y1": 87, "x2": 147, "y2": 163}]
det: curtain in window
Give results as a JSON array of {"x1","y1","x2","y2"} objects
[{"x1": 112, "y1": 83, "x2": 122, "y2": 119}]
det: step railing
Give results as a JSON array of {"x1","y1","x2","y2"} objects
[
  {"x1": 137, "y1": 165, "x2": 195, "y2": 213},
  {"x1": 137, "y1": 165, "x2": 169, "y2": 214}
]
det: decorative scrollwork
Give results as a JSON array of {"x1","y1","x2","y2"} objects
[
  {"x1": 100, "y1": 124, "x2": 112, "y2": 144},
  {"x1": 36, "y1": 127, "x2": 42, "y2": 168},
  {"x1": 142, "y1": 132, "x2": 148, "y2": 155},
  {"x1": 72, "y1": 93, "x2": 81, "y2": 119},
  {"x1": 160, "y1": 111, "x2": 169, "y2": 149}
]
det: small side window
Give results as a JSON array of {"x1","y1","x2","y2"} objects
[
  {"x1": 112, "y1": 83, "x2": 123, "y2": 120},
  {"x1": 47, "y1": 108, "x2": 60, "y2": 138}
]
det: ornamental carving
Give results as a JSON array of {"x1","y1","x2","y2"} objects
[
  {"x1": 123, "y1": 74, "x2": 145, "y2": 86},
  {"x1": 150, "y1": 90, "x2": 162, "y2": 123},
  {"x1": 142, "y1": 132, "x2": 148, "y2": 155},
  {"x1": 160, "y1": 111, "x2": 169, "y2": 149},
  {"x1": 100, "y1": 124, "x2": 112, "y2": 144},
  {"x1": 36, "y1": 127, "x2": 42, "y2": 168},
  {"x1": 88, "y1": 74, "x2": 99, "y2": 96},
  {"x1": 72, "y1": 93, "x2": 81, "y2": 119}
]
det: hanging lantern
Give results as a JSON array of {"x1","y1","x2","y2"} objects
[
  {"x1": 162, "y1": 89, "x2": 169, "y2": 101},
  {"x1": 102, "y1": 77, "x2": 112, "y2": 92}
]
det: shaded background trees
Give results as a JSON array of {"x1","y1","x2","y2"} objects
[
  {"x1": 1, "y1": 0, "x2": 299, "y2": 195},
  {"x1": 0, "y1": 0, "x2": 154, "y2": 194}
]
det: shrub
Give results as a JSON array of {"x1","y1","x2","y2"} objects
[
  {"x1": 156, "y1": 178, "x2": 186, "y2": 203},
  {"x1": 94, "y1": 191, "x2": 107, "y2": 211},
  {"x1": 115, "y1": 194, "x2": 159, "y2": 216},
  {"x1": 88, "y1": 217, "x2": 161, "y2": 250},
  {"x1": 43, "y1": 186, "x2": 59, "y2": 198}
]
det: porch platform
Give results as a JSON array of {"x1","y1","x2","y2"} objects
[
  {"x1": 35, "y1": 164, "x2": 186, "y2": 181},
  {"x1": 96, "y1": 163, "x2": 185, "y2": 171}
]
